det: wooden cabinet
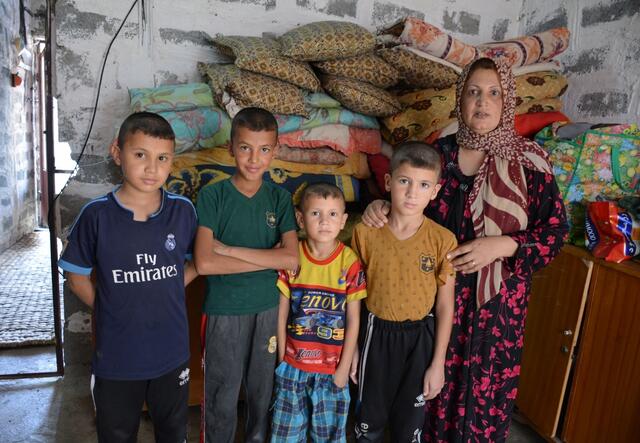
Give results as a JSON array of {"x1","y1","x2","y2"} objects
[{"x1": 516, "y1": 246, "x2": 640, "y2": 442}]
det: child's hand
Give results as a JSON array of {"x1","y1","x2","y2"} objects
[
  {"x1": 333, "y1": 367, "x2": 349, "y2": 388},
  {"x1": 422, "y1": 364, "x2": 445, "y2": 400},
  {"x1": 212, "y1": 238, "x2": 231, "y2": 256},
  {"x1": 349, "y1": 347, "x2": 359, "y2": 384}
]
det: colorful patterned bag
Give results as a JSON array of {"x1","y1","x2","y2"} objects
[{"x1": 537, "y1": 123, "x2": 640, "y2": 244}]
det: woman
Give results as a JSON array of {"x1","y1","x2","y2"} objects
[{"x1": 362, "y1": 58, "x2": 567, "y2": 442}]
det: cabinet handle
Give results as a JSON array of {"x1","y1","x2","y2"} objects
[
  {"x1": 561, "y1": 345, "x2": 570, "y2": 353},
  {"x1": 563, "y1": 329, "x2": 573, "y2": 336}
]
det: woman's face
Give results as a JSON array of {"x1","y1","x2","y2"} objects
[{"x1": 460, "y1": 68, "x2": 503, "y2": 135}]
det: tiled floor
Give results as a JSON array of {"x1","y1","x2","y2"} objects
[{"x1": 0, "y1": 230, "x2": 61, "y2": 348}]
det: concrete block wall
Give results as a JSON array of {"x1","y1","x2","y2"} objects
[
  {"x1": 521, "y1": 0, "x2": 640, "y2": 123},
  {"x1": 54, "y1": 0, "x2": 522, "y2": 166},
  {"x1": 0, "y1": 0, "x2": 37, "y2": 251}
]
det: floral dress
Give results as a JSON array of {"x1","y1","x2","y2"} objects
[{"x1": 424, "y1": 135, "x2": 568, "y2": 443}]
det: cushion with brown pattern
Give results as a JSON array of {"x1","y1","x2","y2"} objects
[
  {"x1": 377, "y1": 47, "x2": 459, "y2": 90},
  {"x1": 314, "y1": 53, "x2": 399, "y2": 89},
  {"x1": 212, "y1": 36, "x2": 320, "y2": 91},
  {"x1": 321, "y1": 75, "x2": 401, "y2": 117},
  {"x1": 198, "y1": 62, "x2": 308, "y2": 117},
  {"x1": 279, "y1": 21, "x2": 375, "y2": 61}
]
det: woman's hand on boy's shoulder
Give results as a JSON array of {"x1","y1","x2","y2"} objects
[{"x1": 362, "y1": 200, "x2": 390, "y2": 228}]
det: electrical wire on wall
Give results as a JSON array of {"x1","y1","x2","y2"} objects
[{"x1": 53, "y1": 0, "x2": 142, "y2": 204}]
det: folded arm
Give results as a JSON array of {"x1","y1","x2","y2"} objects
[
  {"x1": 194, "y1": 226, "x2": 267, "y2": 275},
  {"x1": 214, "y1": 230, "x2": 299, "y2": 272}
]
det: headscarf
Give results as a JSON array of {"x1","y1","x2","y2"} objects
[{"x1": 455, "y1": 58, "x2": 552, "y2": 308}]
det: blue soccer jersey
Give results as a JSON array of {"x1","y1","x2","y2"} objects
[{"x1": 59, "y1": 188, "x2": 197, "y2": 380}]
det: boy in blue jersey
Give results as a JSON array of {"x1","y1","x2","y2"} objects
[
  {"x1": 59, "y1": 112, "x2": 198, "y2": 443},
  {"x1": 194, "y1": 107, "x2": 299, "y2": 443}
]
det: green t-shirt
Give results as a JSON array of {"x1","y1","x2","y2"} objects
[{"x1": 196, "y1": 179, "x2": 297, "y2": 315}]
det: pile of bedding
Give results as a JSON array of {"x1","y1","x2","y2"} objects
[
  {"x1": 126, "y1": 17, "x2": 578, "y2": 202},
  {"x1": 378, "y1": 17, "x2": 571, "y2": 146}
]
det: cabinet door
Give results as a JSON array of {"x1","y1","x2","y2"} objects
[
  {"x1": 186, "y1": 276, "x2": 206, "y2": 406},
  {"x1": 516, "y1": 248, "x2": 592, "y2": 438},
  {"x1": 562, "y1": 262, "x2": 640, "y2": 442}
]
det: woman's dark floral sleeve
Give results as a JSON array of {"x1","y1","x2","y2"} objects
[{"x1": 504, "y1": 171, "x2": 569, "y2": 276}]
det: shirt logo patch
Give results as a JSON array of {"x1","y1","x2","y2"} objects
[
  {"x1": 266, "y1": 211, "x2": 276, "y2": 228},
  {"x1": 356, "y1": 270, "x2": 366, "y2": 287},
  {"x1": 165, "y1": 233, "x2": 176, "y2": 251},
  {"x1": 420, "y1": 254, "x2": 435, "y2": 274},
  {"x1": 178, "y1": 368, "x2": 190, "y2": 386},
  {"x1": 268, "y1": 336, "x2": 277, "y2": 353},
  {"x1": 338, "y1": 268, "x2": 347, "y2": 285}
]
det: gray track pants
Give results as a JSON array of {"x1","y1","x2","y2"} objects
[{"x1": 203, "y1": 307, "x2": 278, "y2": 443}]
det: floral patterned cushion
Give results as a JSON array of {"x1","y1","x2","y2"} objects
[
  {"x1": 514, "y1": 71, "x2": 568, "y2": 107},
  {"x1": 516, "y1": 97, "x2": 563, "y2": 114},
  {"x1": 322, "y1": 75, "x2": 401, "y2": 117},
  {"x1": 198, "y1": 62, "x2": 308, "y2": 117},
  {"x1": 381, "y1": 86, "x2": 457, "y2": 144},
  {"x1": 381, "y1": 73, "x2": 566, "y2": 144},
  {"x1": 377, "y1": 47, "x2": 458, "y2": 90},
  {"x1": 279, "y1": 21, "x2": 375, "y2": 61},
  {"x1": 213, "y1": 36, "x2": 320, "y2": 91},
  {"x1": 314, "y1": 53, "x2": 399, "y2": 89}
]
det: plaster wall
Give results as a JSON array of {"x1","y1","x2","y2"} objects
[{"x1": 0, "y1": 0, "x2": 37, "y2": 251}]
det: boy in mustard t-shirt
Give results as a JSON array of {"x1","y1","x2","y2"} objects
[
  {"x1": 271, "y1": 183, "x2": 366, "y2": 442},
  {"x1": 351, "y1": 142, "x2": 457, "y2": 442}
]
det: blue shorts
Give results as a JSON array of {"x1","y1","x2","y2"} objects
[{"x1": 270, "y1": 361, "x2": 350, "y2": 443}]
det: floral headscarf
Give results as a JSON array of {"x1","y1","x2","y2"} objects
[{"x1": 455, "y1": 58, "x2": 552, "y2": 308}]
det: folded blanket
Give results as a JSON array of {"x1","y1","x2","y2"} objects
[
  {"x1": 129, "y1": 83, "x2": 215, "y2": 112},
  {"x1": 158, "y1": 108, "x2": 231, "y2": 154},
  {"x1": 173, "y1": 147, "x2": 370, "y2": 179},
  {"x1": 275, "y1": 107, "x2": 379, "y2": 134},
  {"x1": 278, "y1": 125, "x2": 382, "y2": 156},
  {"x1": 167, "y1": 156, "x2": 361, "y2": 204},
  {"x1": 276, "y1": 144, "x2": 346, "y2": 165},
  {"x1": 383, "y1": 17, "x2": 570, "y2": 68}
]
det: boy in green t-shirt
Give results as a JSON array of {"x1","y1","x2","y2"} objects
[{"x1": 194, "y1": 107, "x2": 299, "y2": 443}]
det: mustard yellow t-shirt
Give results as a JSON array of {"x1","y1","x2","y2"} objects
[{"x1": 351, "y1": 217, "x2": 457, "y2": 321}]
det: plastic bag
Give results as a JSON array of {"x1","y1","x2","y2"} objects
[{"x1": 585, "y1": 201, "x2": 640, "y2": 263}]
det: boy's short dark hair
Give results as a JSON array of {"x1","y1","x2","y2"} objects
[
  {"x1": 298, "y1": 183, "x2": 345, "y2": 211},
  {"x1": 117, "y1": 112, "x2": 175, "y2": 148},
  {"x1": 390, "y1": 142, "x2": 441, "y2": 178},
  {"x1": 230, "y1": 107, "x2": 279, "y2": 143}
]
